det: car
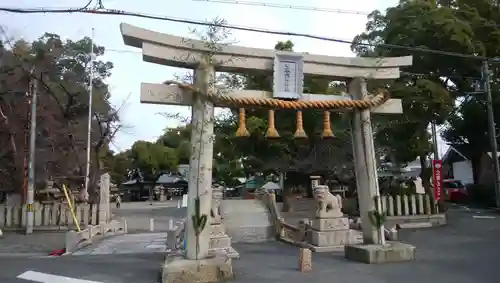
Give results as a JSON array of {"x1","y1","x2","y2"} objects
[{"x1": 443, "y1": 179, "x2": 468, "y2": 203}]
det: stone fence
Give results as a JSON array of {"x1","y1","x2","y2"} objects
[
  {"x1": 380, "y1": 194, "x2": 447, "y2": 227},
  {"x1": 65, "y1": 218, "x2": 127, "y2": 253},
  {"x1": 0, "y1": 203, "x2": 101, "y2": 231}
]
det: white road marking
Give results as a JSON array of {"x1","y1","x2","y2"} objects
[
  {"x1": 472, "y1": 215, "x2": 496, "y2": 219},
  {"x1": 17, "y1": 270, "x2": 104, "y2": 283}
]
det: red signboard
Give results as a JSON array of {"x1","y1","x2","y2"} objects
[{"x1": 432, "y1": 160, "x2": 443, "y2": 201}]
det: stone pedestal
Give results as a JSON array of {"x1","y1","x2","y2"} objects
[
  {"x1": 99, "y1": 173, "x2": 110, "y2": 225},
  {"x1": 344, "y1": 242, "x2": 415, "y2": 264},
  {"x1": 208, "y1": 187, "x2": 239, "y2": 259},
  {"x1": 209, "y1": 222, "x2": 239, "y2": 259},
  {"x1": 307, "y1": 186, "x2": 358, "y2": 252},
  {"x1": 162, "y1": 255, "x2": 233, "y2": 283},
  {"x1": 308, "y1": 215, "x2": 358, "y2": 252}
]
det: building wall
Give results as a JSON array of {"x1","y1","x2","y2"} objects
[{"x1": 451, "y1": 160, "x2": 474, "y2": 185}]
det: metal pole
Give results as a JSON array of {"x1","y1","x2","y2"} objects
[
  {"x1": 483, "y1": 60, "x2": 500, "y2": 208},
  {"x1": 26, "y1": 70, "x2": 37, "y2": 234},
  {"x1": 83, "y1": 28, "x2": 95, "y2": 200}
]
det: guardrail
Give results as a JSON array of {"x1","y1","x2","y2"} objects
[
  {"x1": 256, "y1": 191, "x2": 305, "y2": 244},
  {"x1": 166, "y1": 219, "x2": 186, "y2": 251},
  {"x1": 65, "y1": 218, "x2": 127, "y2": 253}
]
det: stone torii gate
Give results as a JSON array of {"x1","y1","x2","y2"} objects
[{"x1": 120, "y1": 23, "x2": 413, "y2": 278}]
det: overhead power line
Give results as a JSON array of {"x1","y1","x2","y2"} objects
[
  {"x1": 0, "y1": 6, "x2": 497, "y2": 61},
  {"x1": 191, "y1": 0, "x2": 371, "y2": 15},
  {"x1": 103, "y1": 48, "x2": 483, "y2": 80},
  {"x1": 103, "y1": 49, "x2": 485, "y2": 79}
]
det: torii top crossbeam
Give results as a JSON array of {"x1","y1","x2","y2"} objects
[
  {"x1": 120, "y1": 23, "x2": 412, "y2": 114},
  {"x1": 120, "y1": 23, "x2": 411, "y2": 79}
]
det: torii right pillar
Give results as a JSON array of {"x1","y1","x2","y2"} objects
[{"x1": 345, "y1": 78, "x2": 416, "y2": 264}]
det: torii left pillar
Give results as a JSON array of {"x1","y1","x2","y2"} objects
[{"x1": 185, "y1": 58, "x2": 216, "y2": 260}]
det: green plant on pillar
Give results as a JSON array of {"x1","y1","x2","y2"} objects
[
  {"x1": 191, "y1": 196, "x2": 208, "y2": 259},
  {"x1": 210, "y1": 207, "x2": 215, "y2": 218},
  {"x1": 368, "y1": 195, "x2": 387, "y2": 229}
]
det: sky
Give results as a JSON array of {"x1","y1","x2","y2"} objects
[{"x1": 0, "y1": 0, "x2": 450, "y2": 157}]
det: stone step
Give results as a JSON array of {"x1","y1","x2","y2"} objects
[
  {"x1": 396, "y1": 222, "x2": 433, "y2": 229},
  {"x1": 220, "y1": 200, "x2": 275, "y2": 243}
]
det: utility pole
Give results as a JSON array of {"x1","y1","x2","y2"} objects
[
  {"x1": 83, "y1": 28, "x2": 95, "y2": 201},
  {"x1": 430, "y1": 121, "x2": 440, "y2": 214},
  {"x1": 483, "y1": 60, "x2": 500, "y2": 208},
  {"x1": 431, "y1": 122, "x2": 439, "y2": 160},
  {"x1": 26, "y1": 68, "x2": 37, "y2": 234}
]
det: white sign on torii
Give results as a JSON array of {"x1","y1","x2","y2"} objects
[{"x1": 120, "y1": 22, "x2": 412, "y2": 257}]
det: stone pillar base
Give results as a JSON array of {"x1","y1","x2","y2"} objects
[
  {"x1": 209, "y1": 223, "x2": 240, "y2": 259},
  {"x1": 162, "y1": 255, "x2": 234, "y2": 283},
  {"x1": 344, "y1": 241, "x2": 415, "y2": 264},
  {"x1": 210, "y1": 246, "x2": 240, "y2": 259}
]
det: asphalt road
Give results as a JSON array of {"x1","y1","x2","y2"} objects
[
  {"x1": 0, "y1": 232, "x2": 66, "y2": 256},
  {"x1": 230, "y1": 207, "x2": 500, "y2": 283},
  {"x1": 3, "y1": 205, "x2": 500, "y2": 283},
  {"x1": 112, "y1": 201, "x2": 186, "y2": 233},
  {"x1": 1, "y1": 253, "x2": 164, "y2": 283}
]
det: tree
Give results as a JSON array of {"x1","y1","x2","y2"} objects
[
  {"x1": 0, "y1": 29, "x2": 120, "y2": 200},
  {"x1": 214, "y1": 40, "x2": 354, "y2": 211},
  {"x1": 101, "y1": 148, "x2": 132, "y2": 185},
  {"x1": 158, "y1": 126, "x2": 191, "y2": 164},
  {"x1": 212, "y1": 113, "x2": 246, "y2": 184},
  {"x1": 222, "y1": 41, "x2": 352, "y2": 174},
  {"x1": 437, "y1": 0, "x2": 500, "y2": 182},
  {"x1": 129, "y1": 141, "x2": 178, "y2": 176},
  {"x1": 351, "y1": 1, "x2": 478, "y2": 198},
  {"x1": 350, "y1": 0, "x2": 500, "y2": 210}
]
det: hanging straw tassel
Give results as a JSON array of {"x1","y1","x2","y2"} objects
[
  {"x1": 235, "y1": 108, "x2": 250, "y2": 137},
  {"x1": 265, "y1": 109, "x2": 280, "y2": 138},
  {"x1": 294, "y1": 110, "x2": 307, "y2": 139},
  {"x1": 321, "y1": 111, "x2": 334, "y2": 139}
]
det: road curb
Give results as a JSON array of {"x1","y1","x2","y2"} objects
[{"x1": 0, "y1": 252, "x2": 49, "y2": 258}]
